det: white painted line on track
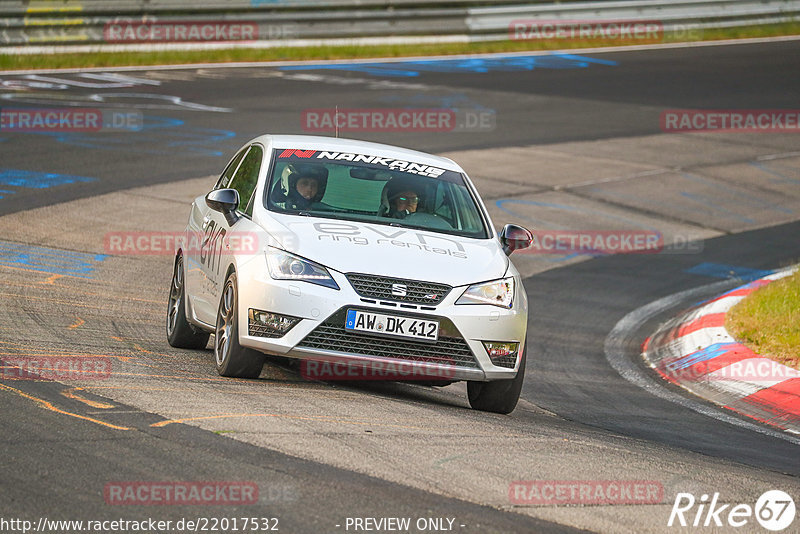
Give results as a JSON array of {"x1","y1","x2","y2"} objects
[{"x1": 603, "y1": 279, "x2": 800, "y2": 446}]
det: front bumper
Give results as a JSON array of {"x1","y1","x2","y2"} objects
[{"x1": 236, "y1": 260, "x2": 527, "y2": 381}]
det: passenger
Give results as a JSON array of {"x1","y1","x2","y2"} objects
[{"x1": 283, "y1": 164, "x2": 327, "y2": 210}]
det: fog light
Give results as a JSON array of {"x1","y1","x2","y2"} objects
[
  {"x1": 482, "y1": 341, "x2": 519, "y2": 368},
  {"x1": 248, "y1": 309, "x2": 300, "y2": 338}
]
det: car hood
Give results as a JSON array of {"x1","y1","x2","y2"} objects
[{"x1": 263, "y1": 214, "x2": 508, "y2": 287}]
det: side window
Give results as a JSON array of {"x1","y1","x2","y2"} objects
[
  {"x1": 215, "y1": 147, "x2": 248, "y2": 190},
  {"x1": 452, "y1": 184, "x2": 482, "y2": 233},
  {"x1": 228, "y1": 145, "x2": 264, "y2": 216},
  {"x1": 433, "y1": 182, "x2": 454, "y2": 224}
]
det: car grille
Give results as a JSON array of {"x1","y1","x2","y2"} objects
[
  {"x1": 248, "y1": 324, "x2": 285, "y2": 338},
  {"x1": 492, "y1": 353, "x2": 517, "y2": 369},
  {"x1": 346, "y1": 273, "x2": 451, "y2": 306},
  {"x1": 297, "y1": 308, "x2": 478, "y2": 368}
]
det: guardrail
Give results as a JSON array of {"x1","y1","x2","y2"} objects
[
  {"x1": 1, "y1": 0, "x2": 798, "y2": 48},
  {"x1": 0, "y1": 0, "x2": 533, "y2": 14}
]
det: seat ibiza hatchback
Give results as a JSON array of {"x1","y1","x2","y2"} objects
[{"x1": 167, "y1": 135, "x2": 533, "y2": 413}]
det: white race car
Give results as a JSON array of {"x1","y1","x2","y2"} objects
[{"x1": 167, "y1": 135, "x2": 533, "y2": 413}]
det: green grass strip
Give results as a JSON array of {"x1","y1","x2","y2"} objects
[{"x1": 727, "y1": 268, "x2": 800, "y2": 370}]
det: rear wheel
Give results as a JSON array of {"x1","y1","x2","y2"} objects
[
  {"x1": 166, "y1": 254, "x2": 210, "y2": 349},
  {"x1": 467, "y1": 337, "x2": 527, "y2": 414},
  {"x1": 215, "y1": 271, "x2": 264, "y2": 378}
]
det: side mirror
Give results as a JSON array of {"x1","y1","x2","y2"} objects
[
  {"x1": 205, "y1": 188, "x2": 240, "y2": 226},
  {"x1": 499, "y1": 224, "x2": 533, "y2": 256}
]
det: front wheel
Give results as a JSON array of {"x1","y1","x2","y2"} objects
[
  {"x1": 166, "y1": 254, "x2": 210, "y2": 349},
  {"x1": 215, "y1": 270, "x2": 264, "y2": 379},
  {"x1": 467, "y1": 337, "x2": 527, "y2": 414}
]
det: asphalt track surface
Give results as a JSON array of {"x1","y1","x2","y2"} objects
[
  {"x1": 529, "y1": 221, "x2": 800, "y2": 471},
  {"x1": 1, "y1": 38, "x2": 799, "y2": 215},
  {"x1": 1, "y1": 39, "x2": 799, "y2": 533}
]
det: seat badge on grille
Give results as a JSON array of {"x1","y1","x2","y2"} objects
[
  {"x1": 424, "y1": 293, "x2": 438, "y2": 300},
  {"x1": 391, "y1": 283, "x2": 408, "y2": 297}
]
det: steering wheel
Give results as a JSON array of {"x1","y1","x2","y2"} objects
[{"x1": 403, "y1": 212, "x2": 453, "y2": 230}]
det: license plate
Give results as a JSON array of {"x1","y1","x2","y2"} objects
[{"x1": 345, "y1": 309, "x2": 439, "y2": 341}]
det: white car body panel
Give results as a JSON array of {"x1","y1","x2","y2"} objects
[{"x1": 261, "y1": 215, "x2": 509, "y2": 287}]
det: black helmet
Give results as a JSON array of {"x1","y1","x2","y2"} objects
[
  {"x1": 285, "y1": 163, "x2": 328, "y2": 203},
  {"x1": 380, "y1": 176, "x2": 424, "y2": 218}
]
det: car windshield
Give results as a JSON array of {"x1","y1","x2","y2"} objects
[{"x1": 264, "y1": 148, "x2": 490, "y2": 238}]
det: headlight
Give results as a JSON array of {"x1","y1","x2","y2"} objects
[
  {"x1": 265, "y1": 248, "x2": 339, "y2": 290},
  {"x1": 456, "y1": 277, "x2": 514, "y2": 308}
]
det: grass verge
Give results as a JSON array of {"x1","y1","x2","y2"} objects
[
  {"x1": 726, "y1": 269, "x2": 800, "y2": 370},
  {"x1": 1, "y1": 22, "x2": 799, "y2": 71}
]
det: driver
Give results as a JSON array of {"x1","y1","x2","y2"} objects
[
  {"x1": 388, "y1": 189, "x2": 420, "y2": 219},
  {"x1": 383, "y1": 179, "x2": 423, "y2": 219}
]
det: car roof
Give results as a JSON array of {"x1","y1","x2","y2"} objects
[{"x1": 250, "y1": 134, "x2": 464, "y2": 172}]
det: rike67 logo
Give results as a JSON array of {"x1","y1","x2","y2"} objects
[{"x1": 668, "y1": 490, "x2": 796, "y2": 531}]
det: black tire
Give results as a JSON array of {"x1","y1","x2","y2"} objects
[
  {"x1": 167, "y1": 254, "x2": 210, "y2": 349},
  {"x1": 467, "y1": 337, "x2": 527, "y2": 414},
  {"x1": 214, "y1": 270, "x2": 264, "y2": 378}
]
